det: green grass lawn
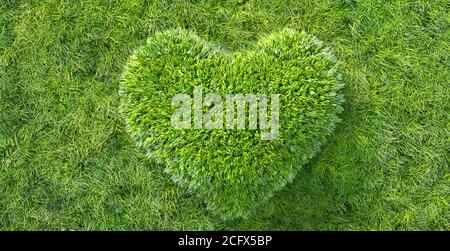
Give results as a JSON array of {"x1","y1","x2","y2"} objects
[{"x1": 1, "y1": 0, "x2": 449, "y2": 230}]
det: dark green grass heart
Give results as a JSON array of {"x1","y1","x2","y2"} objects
[{"x1": 120, "y1": 29, "x2": 344, "y2": 219}]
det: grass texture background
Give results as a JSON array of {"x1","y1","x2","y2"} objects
[{"x1": 0, "y1": 0, "x2": 449, "y2": 230}]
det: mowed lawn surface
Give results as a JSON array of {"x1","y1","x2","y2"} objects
[{"x1": 0, "y1": 0, "x2": 449, "y2": 230}]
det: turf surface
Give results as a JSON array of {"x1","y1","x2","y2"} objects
[{"x1": 0, "y1": 0, "x2": 449, "y2": 230}]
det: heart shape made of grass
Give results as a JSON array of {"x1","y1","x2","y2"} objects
[{"x1": 120, "y1": 29, "x2": 344, "y2": 219}]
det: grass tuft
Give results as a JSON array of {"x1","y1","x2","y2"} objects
[{"x1": 120, "y1": 29, "x2": 344, "y2": 219}]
